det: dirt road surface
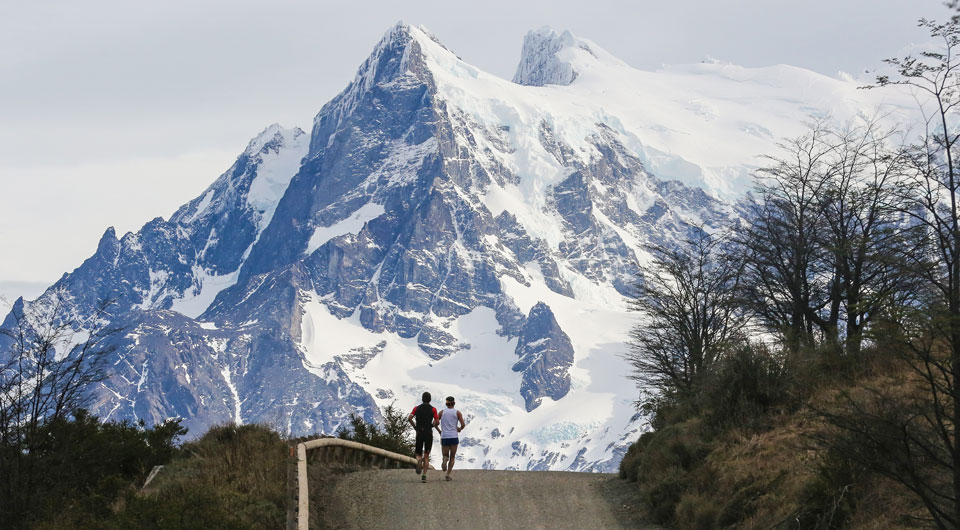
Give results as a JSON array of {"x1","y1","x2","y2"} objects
[{"x1": 317, "y1": 468, "x2": 660, "y2": 529}]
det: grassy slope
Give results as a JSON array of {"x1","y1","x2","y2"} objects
[{"x1": 619, "y1": 351, "x2": 930, "y2": 529}]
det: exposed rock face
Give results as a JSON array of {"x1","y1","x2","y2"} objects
[
  {"x1": 513, "y1": 28, "x2": 591, "y2": 87},
  {"x1": 513, "y1": 302, "x2": 575, "y2": 411}
]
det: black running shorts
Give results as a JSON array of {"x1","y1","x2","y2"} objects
[{"x1": 415, "y1": 430, "x2": 433, "y2": 455}]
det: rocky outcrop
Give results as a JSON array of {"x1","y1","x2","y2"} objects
[
  {"x1": 513, "y1": 302, "x2": 575, "y2": 411},
  {"x1": 513, "y1": 28, "x2": 588, "y2": 87}
]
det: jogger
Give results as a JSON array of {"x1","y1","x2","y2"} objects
[
  {"x1": 438, "y1": 395, "x2": 466, "y2": 481},
  {"x1": 408, "y1": 392, "x2": 440, "y2": 482}
]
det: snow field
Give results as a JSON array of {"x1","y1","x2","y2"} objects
[
  {"x1": 407, "y1": 25, "x2": 917, "y2": 200},
  {"x1": 298, "y1": 244, "x2": 642, "y2": 470}
]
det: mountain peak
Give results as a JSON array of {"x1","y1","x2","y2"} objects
[
  {"x1": 512, "y1": 27, "x2": 622, "y2": 87},
  {"x1": 380, "y1": 21, "x2": 449, "y2": 51},
  {"x1": 327, "y1": 24, "x2": 423, "y2": 112},
  {"x1": 378, "y1": 20, "x2": 414, "y2": 48},
  {"x1": 95, "y1": 226, "x2": 119, "y2": 258},
  {"x1": 307, "y1": 22, "x2": 449, "y2": 154},
  {"x1": 244, "y1": 124, "x2": 304, "y2": 156},
  {"x1": 353, "y1": 22, "x2": 458, "y2": 84}
]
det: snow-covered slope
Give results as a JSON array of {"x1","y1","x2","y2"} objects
[
  {"x1": 461, "y1": 26, "x2": 913, "y2": 198},
  {"x1": 1, "y1": 23, "x2": 913, "y2": 472}
]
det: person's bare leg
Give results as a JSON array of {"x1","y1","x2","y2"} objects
[
  {"x1": 447, "y1": 445, "x2": 457, "y2": 479},
  {"x1": 423, "y1": 451, "x2": 430, "y2": 481},
  {"x1": 441, "y1": 444, "x2": 451, "y2": 471}
]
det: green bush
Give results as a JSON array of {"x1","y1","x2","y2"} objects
[
  {"x1": 33, "y1": 484, "x2": 256, "y2": 530},
  {"x1": 113, "y1": 482, "x2": 284, "y2": 530},
  {"x1": 336, "y1": 403, "x2": 414, "y2": 457},
  {"x1": 24, "y1": 422, "x2": 291, "y2": 530},
  {"x1": 2, "y1": 410, "x2": 185, "y2": 530}
]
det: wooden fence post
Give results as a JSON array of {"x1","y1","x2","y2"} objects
[{"x1": 297, "y1": 444, "x2": 308, "y2": 530}]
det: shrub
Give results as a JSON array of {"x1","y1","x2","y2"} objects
[
  {"x1": 336, "y1": 403, "x2": 413, "y2": 457},
  {"x1": 675, "y1": 493, "x2": 720, "y2": 530},
  {"x1": 619, "y1": 431, "x2": 653, "y2": 481},
  {"x1": 22, "y1": 421, "x2": 290, "y2": 530},
  {"x1": 700, "y1": 343, "x2": 792, "y2": 432},
  {"x1": 3, "y1": 410, "x2": 185, "y2": 530},
  {"x1": 139, "y1": 423, "x2": 290, "y2": 529},
  {"x1": 646, "y1": 472, "x2": 688, "y2": 524},
  {"x1": 618, "y1": 421, "x2": 713, "y2": 525}
]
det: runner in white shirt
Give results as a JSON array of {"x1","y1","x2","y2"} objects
[{"x1": 438, "y1": 396, "x2": 466, "y2": 481}]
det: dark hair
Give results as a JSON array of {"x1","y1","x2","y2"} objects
[
  {"x1": 422, "y1": 391, "x2": 431, "y2": 403},
  {"x1": 445, "y1": 396, "x2": 455, "y2": 403}
]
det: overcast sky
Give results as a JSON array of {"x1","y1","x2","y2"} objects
[{"x1": 0, "y1": 0, "x2": 951, "y2": 294}]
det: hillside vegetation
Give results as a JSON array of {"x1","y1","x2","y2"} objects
[
  {"x1": 620, "y1": 13, "x2": 960, "y2": 530},
  {"x1": 7, "y1": 421, "x2": 285, "y2": 530},
  {"x1": 620, "y1": 344, "x2": 928, "y2": 528},
  {"x1": 0, "y1": 408, "x2": 412, "y2": 530}
]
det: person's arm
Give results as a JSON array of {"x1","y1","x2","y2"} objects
[
  {"x1": 433, "y1": 407, "x2": 441, "y2": 434},
  {"x1": 457, "y1": 410, "x2": 465, "y2": 432},
  {"x1": 408, "y1": 408, "x2": 416, "y2": 430}
]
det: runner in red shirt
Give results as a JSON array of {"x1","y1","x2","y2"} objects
[{"x1": 407, "y1": 391, "x2": 440, "y2": 482}]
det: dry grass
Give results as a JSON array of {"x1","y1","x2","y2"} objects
[
  {"x1": 621, "y1": 348, "x2": 935, "y2": 529},
  {"x1": 705, "y1": 421, "x2": 816, "y2": 529},
  {"x1": 131, "y1": 423, "x2": 291, "y2": 530}
]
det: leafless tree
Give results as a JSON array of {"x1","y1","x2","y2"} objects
[
  {"x1": 626, "y1": 230, "x2": 745, "y2": 397},
  {"x1": 817, "y1": 17, "x2": 960, "y2": 530},
  {"x1": 0, "y1": 290, "x2": 120, "y2": 524},
  {"x1": 736, "y1": 118, "x2": 916, "y2": 357},
  {"x1": 736, "y1": 120, "x2": 838, "y2": 351},
  {"x1": 816, "y1": 120, "x2": 918, "y2": 356}
]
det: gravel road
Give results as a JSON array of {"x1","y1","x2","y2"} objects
[{"x1": 316, "y1": 468, "x2": 660, "y2": 529}]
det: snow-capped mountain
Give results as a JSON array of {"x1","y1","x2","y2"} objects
[{"x1": 1, "y1": 23, "x2": 908, "y2": 471}]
